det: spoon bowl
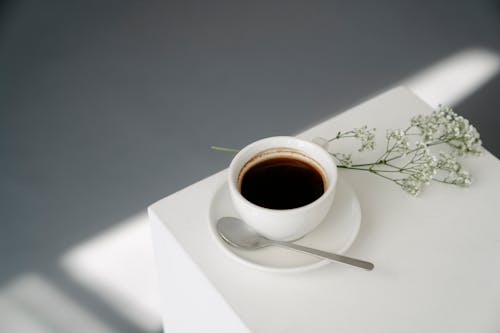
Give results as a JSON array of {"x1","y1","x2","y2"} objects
[{"x1": 217, "y1": 217, "x2": 271, "y2": 249}]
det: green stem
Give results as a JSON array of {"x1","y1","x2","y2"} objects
[
  {"x1": 348, "y1": 162, "x2": 379, "y2": 167},
  {"x1": 211, "y1": 146, "x2": 240, "y2": 153},
  {"x1": 338, "y1": 165, "x2": 403, "y2": 174},
  {"x1": 371, "y1": 170, "x2": 401, "y2": 183},
  {"x1": 385, "y1": 162, "x2": 403, "y2": 169},
  {"x1": 328, "y1": 133, "x2": 356, "y2": 142}
]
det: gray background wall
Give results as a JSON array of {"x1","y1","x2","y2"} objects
[{"x1": 1, "y1": 0, "x2": 499, "y2": 331}]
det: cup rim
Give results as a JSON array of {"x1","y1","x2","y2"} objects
[{"x1": 228, "y1": 136, "x2": 337, "y2": 213}]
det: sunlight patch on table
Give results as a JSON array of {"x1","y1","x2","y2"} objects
[
  {"x1": 60, "y1": 212, "x2": 161, "y2": 333},
  {"x1": 404, "y1": 48, "x2": 500, "y2": 107}
]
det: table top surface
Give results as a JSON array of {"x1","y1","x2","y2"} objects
[{"x1": 149, "y1": 87, "x2": 500, "y2": 333}]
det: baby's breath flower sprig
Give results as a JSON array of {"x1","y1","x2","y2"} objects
[{"x1": 315, "y1": 105, "x2": 482, "y2": 195}]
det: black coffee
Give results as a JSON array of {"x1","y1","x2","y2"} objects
[{"x1": 240, "y1": 157, "x2": 325, "y2": 209}]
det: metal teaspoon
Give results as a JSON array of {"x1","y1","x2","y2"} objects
[{"x1": 217, "y1": 217, "x2": 374, "y2": 271}]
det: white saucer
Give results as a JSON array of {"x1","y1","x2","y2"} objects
[{"x1": 208, "y1": 176, "x2": 362, "y2": 273}]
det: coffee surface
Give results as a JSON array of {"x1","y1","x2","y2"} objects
[{"x1": 240, "y1": 157, "x2": 324, "y2": 209}]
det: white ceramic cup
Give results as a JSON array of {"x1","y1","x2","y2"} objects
[{"x1": 228, "y1": 136, "x2": 337, "y2": 241}]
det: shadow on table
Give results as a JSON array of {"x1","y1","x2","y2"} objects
[{"x1": 456, "y1": 74, "x2": 500, "y2": 157}]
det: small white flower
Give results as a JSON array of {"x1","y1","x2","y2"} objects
[
  {"x1": 353, "y1": 126, "x2": 376, "y2": 152},
  {"x1": 386, "y1": 129, "x2": 405, "y2": 141},
  {"x1": 386, "y1": 129, "x2": 410, "y2": 156},
  {"x1": 336, "y1": 153, "x2": 353, "y2": 167},
  {"x1": 400, "y1": 176, "x2": 422, "y2": 196},
  {"x1": 435, "y1": 152, "x2": 472, "y2": 187}
]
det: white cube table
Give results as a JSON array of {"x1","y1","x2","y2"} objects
[{"x1": 148, "y1": 87, "x2": 500, "y2": 333}]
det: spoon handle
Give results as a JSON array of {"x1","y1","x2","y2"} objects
[{"x1": 273, "y1": 241, "x2": 374, "y2": 271}]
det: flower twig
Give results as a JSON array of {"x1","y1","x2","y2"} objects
[{"x1": 315, "y1": 105, "x2": 482, "y2": 195}]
